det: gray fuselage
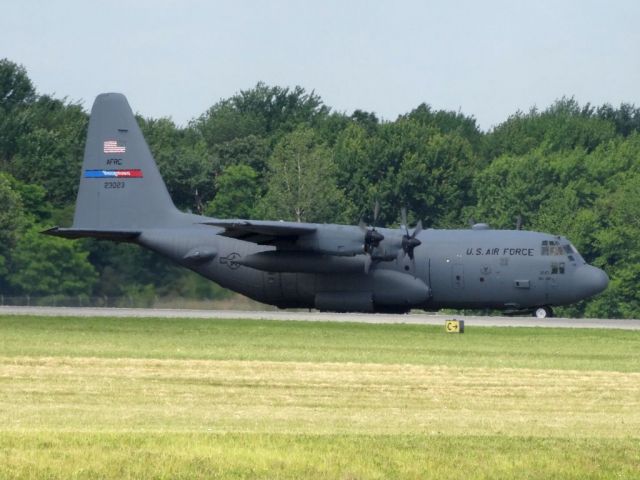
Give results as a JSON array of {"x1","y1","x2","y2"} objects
[{"x1": 136, "y1": 214, "x2": 609, "y2": 314}]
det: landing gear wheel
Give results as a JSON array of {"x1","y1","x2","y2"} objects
[{"x1": 534, "y1": 306, "x2": 553, "y2": 319}]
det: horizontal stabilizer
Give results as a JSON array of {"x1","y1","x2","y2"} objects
[{"x1": 42, "y1": 227, "x2": 141, "y2": 241}]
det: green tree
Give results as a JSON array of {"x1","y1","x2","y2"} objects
[
  {"x1": 389, "y1": 125, "x2": 476, "y2": 227},
  {"x1": 9, "y1": 95, "x2": 88, "y2": 207},
  {"x1": 9, "y1": 226, "x2": 97, "y2": 296},
  {"x1": 470, "y1": 150, "x2": 564, "y2": 229},
  {"x1": 194, "y1": 102, "x2": 266, "y2": 146},
  {"x1": 0, "y1": 173, "x2": 26, "y2": 287},
  {"x1": 228, "y1": 83, "x2": 328, "y2": 134},
  {"x1": 140, "y1": 116, "x2": 213, "y2": 212},
  {"x1": 485, "y1": 98, "x2": 617, "y2": 158},
  {"x1": 9, "y1": 179, "x2": 51, "y2": 222},
  {"x1": 404, "y1": 103, "x2": 482, "y2": 152},
  {"x1": 193, "y1": 82, "x2": 330, "y2": 148},
  {"x1": 334, "y1": 118, "x2": 476, "y2": 227},
  {"x1": 205, "y1": 164, "x2": 259, "y2": 219},
  {"x1": 0, "y1": 59, "x2": 35, "y2": 110},
  {"x1": 333, "y1": 122, "x2": 384, "y2": 222},
  {"x1": 591, "y1": 174, "x2": 640, "y2": 317},
  {"x1": 258, "y1": 126, "x2": 348, "y2": 223},
  {"x1": 596, "y1": 103, "x2": 640, "y2": 137},
  {"x1": 0, "y1": 59, "x2": 36, "y2": 164},
  {"x1": 210, "y1": 134, "x2": 270, "y2": 175}
]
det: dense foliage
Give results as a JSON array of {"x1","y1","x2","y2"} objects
[{"x1": 1, "y1": 58, "x2": 639, "y2": 317}]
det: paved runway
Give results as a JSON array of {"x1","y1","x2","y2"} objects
[{"x1": 1, "y1": 306, "x2": 638, "y2": 330}]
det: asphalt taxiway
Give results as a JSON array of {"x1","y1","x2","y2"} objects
[{"x1": 0, "y1": 306, "x2": 638, "y2": 330}]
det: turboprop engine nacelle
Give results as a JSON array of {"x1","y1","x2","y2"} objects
[
  {"x1": 239, "y1": 251, "x2": 366, "y2": 273},
  {"x1": 291, "y1": 226, "x2": 366, "y2": 256}
]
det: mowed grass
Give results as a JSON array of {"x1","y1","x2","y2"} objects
[
  {"x1": 1, "y1": 315, "x2": 639, "y2": 370},
  {"x1": 2, "y1": 433, "x2": 638, "y2": 480},
  {"x1": 0, "y1": 316, "x2": 639, "y2": 479}
]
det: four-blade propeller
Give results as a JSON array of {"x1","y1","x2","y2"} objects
[
  {"x1": 400, "y1": 207, "x2": 422, "y2": 260},
  {"x1": 359, "y1": 201, "x2": 384, "y2": 252},
  {"x1": 359, "y1": 201, "x2": 384, "y2": 273},
  {"x1": 359, "y1": 204, "x2": 423, "y2": 273}
]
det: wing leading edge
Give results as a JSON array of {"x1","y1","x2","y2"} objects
[{"x1": 201, "y1": 219, "x2": 317, "y2": 245}]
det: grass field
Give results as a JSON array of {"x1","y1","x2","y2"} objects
[{"x1": 0, "y1": 316, "x2": 638, "y2": 479}]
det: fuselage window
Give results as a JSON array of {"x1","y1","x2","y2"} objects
[{"x1": 550, "y1": 262, "x2": 566, "y2": 274}]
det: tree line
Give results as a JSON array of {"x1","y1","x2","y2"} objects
[{"x1": 1, "y1": 58, "x2": 639, "y2": 317}]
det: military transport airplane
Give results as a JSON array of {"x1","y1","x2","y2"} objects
[{"x1": 46, "y1": 93, "x2": 609, "y2": 318}]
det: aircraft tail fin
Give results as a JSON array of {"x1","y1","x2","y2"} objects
[{"x1": 70, "y1": 93, "x2": 179, "y2": 231}]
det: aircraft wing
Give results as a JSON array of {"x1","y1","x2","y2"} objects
[{"x1": 202, "y1": 219, "x2": 317, "y2": 245}]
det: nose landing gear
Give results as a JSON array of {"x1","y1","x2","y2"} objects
[{"x1": 534, "y1": 306, "x2": 554, "y2": 318}]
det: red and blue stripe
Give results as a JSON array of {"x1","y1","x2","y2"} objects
[{"x1": 85, "y1": 169, "x2": 143, "y2": 178}]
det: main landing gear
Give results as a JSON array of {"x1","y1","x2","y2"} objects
[{"x1": 534, "y1": 306, "x2": 554, "y2": 318}]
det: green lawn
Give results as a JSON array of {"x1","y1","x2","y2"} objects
[
  {"x1": 0, "y1": 315, "x2": 638, "y2": 479},
  {"x1": 1, "y1": 315, "x2": 638, "y2": 370}
]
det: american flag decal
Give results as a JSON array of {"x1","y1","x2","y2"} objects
[{"x1": 103, "y1": 140, "x2": 126, "y2": 154}]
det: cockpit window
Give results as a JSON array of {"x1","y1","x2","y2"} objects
[
  {"x1": 541, "y1": 240, "x2": 564, "y2": 256},
  {"x1": 567, "y1": 243, "x2": 586, "y2": 264}
]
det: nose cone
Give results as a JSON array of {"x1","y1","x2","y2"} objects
[{"x1": 575, "y1": 265, "x2": 609, "y2": 299}]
